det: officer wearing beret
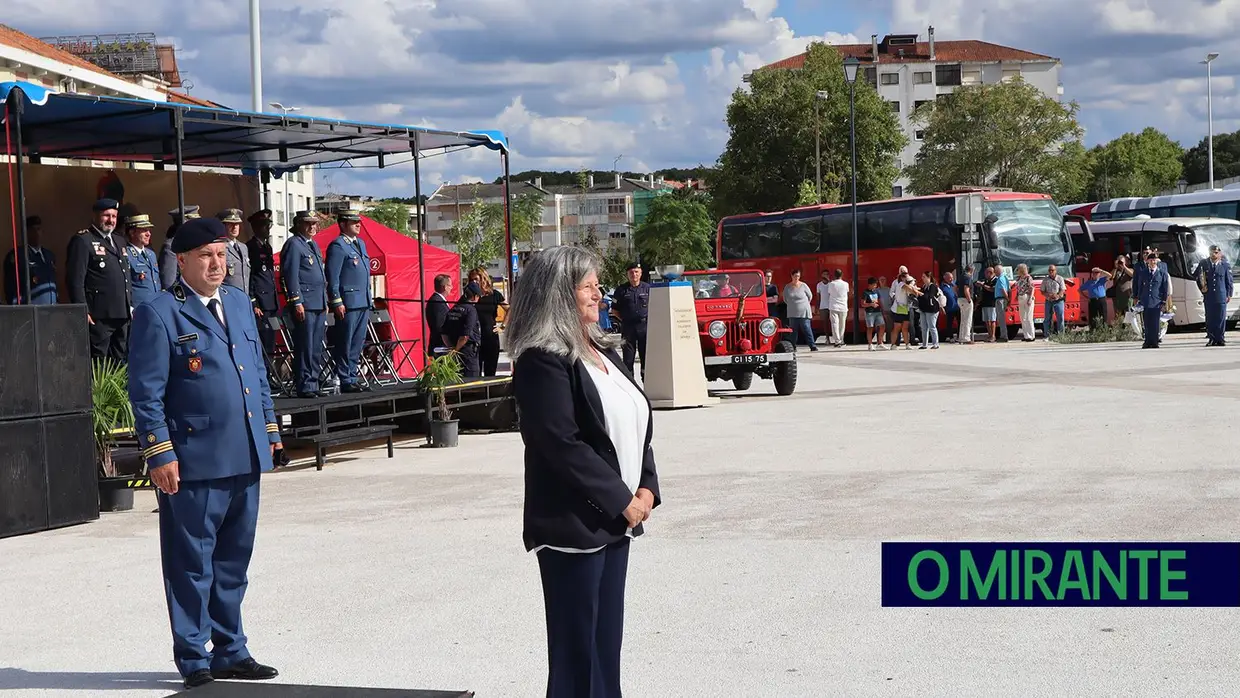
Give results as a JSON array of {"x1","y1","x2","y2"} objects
[
  {"x1": 66, "y1": 198, "x2": 132, "y2": 361},
  {"x1": 1195, "y1": 243, "x2": 1233, "y2": 347},
  {"x1": 128, "y1": 217, "x2": 282, "y2": 690},
  {"x1": 4, "y1": 215, "x2": 58, "y2": 305},
  {"x1": 161, "y1": 205, "x2": 201, "y2": 290},
  {"x1": 280, "y1": 211, "x2": 329, "y2": 397},
  {"x1": 443, "y1": 282, "x2": 483, "y2": 377},
  {"x1": 245, "y1": 209, "x2": 280, "y2": 374},
  {"x1": 611, "y1": 262, "x2": 650, "y2": 379},
  {"x1": 326, "y1": 208, "x2": 373, "y2": 392},
  {"x1": 218, "y1": 209, "x2": 251, "y2": 293},
  {"x1": 124, "y1": 213, "x2": 162, "y2": 308}
]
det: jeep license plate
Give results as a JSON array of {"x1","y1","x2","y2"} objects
[{"x1": 731, "y1": 354, "x2": 767, "y2": 365}]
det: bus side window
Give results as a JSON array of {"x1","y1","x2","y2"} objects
[
  {"x1": 745, "y1": 220, "x2": 782, "y2": 258},
  {"x1": 721, "y1": 223, "x2": 750, "y2": 260},
  {"x1": 820, "y1": 209, "x2": 850, "y2": 253},
  {"x1": 782, "y1": 215, "x2": 821, "y2": 256}
]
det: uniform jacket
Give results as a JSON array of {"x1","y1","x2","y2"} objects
[
  {"x1": 443, "y1": 301, "x2": 480, "y2": 354},
  {"x1": 512, "y1": 345, "x2": 661, "y2": 552},
  {"x1": 612, "y1": 281, "x2": 651, "y2": 325},
  {"x1": 224, "y1": 240, "x2": 251, "y2": 294},
  {"x1": 426, "y1": 292, "x2": 450, "y2": 351},
  {"x1": 4, "y1": 245, "x2": 58, "y2": 305},
  {"x1": 128, "y1": 282, "x2": 280, "y2": 481},
  {"x1": 279, "y1": 235, "x2": 327, "y2": 311},
  {"x1": 1195, "y1": 258, "x2": 1233, "y2": 303},
  {"x1": 159, "y1": 237, "x2": 180, "y2": 290},
  {"x1": 126, "y1": 245, "x2": 161, "y2": 308},
  {"x1": 325, "y1": 236, "x2": 372, "y2": 310},
  {"x1": 65, "y1": 226, "x2": 132, "y2": 319},
  {"x1": 1134, "y1": 264, "x2": 1171, "y2": 309},
  {"x1": 245, "y1": 236, "x2": 278, "y2": 312}
]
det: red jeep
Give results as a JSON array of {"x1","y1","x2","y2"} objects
[{"x1": 684, "y1": 270, "x2": 797, "y2": 395}]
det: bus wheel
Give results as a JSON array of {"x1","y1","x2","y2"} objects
[
  {"x1": 772, "y1": 341, "x2": 797, "y2": 396},
  {"x1": 732, "y1": 371, "x2": 754, "y2": 391}
]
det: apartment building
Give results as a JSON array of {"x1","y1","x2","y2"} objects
[{"x1": 762, "y1": 28, "x2": 1062, "y2": 196}]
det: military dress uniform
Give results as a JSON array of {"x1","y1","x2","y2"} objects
[
  {"x1": 280, "y1": 211, "x2": 329, "y2": 397},
  {"x1": 443, "y1": 289, "x2": 482, "y2": 378},
  {"x1": 128, "y1": 218, "x2": 281, "y2": 689},
  {"x1": 125, "y1": 214, "x2": 162, "y2": 308},
  {"x1": 218, "y1": 209, "x2": 251, "y2": 293},
  {"x1": 245, "y1": 210, "x2": 280, "y2": 368},
  {"x1": 1196, "y1": 250, "x2": 1233, "y2": 346},
  {"x1": 612, "y1": 280, "x2": 651, "y2": 378},
  {"x1": 4, "y1": 241, "x2": 58, "y2": 305},
  {"x1": 161, "y1": 205, "x2": 201, "y2": 290},
  {"x1": 1134, "y1": 262, "x2": 1170, "y2": 348},
  {"x1": 325, "y1": 212, "x2": 373, "y2": 392},
  {"x1": 66, "y1": 199, "x2": 133, "y2": 361}
]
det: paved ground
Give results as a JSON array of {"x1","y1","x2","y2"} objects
[{"x1": 3, "y1": 332, "x2": 1240, "y2": 697}]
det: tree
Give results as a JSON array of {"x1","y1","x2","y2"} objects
[
  {"x1": 1087, "y1": 128, "x2": 1184, "y2": 200},
  {"x1": 367, "y1": 201, "x2": 411, "y2": 236},
  {"x1": 794, "y1": 180, "x2": 819, "y2": 207},
  {"x1": 904, "y1": 77, "x2": 1088, "y2": 202},
  {"x1": 1182, "y1": 130, "x2": 1240, "y2": 185},
  {"x1": 632, "y1": 192, "x2": 715, "y2": 270},
  {"x1": 598, "y1": 247, "x2": 633, "y2": 289},
  {"x1": 444, "y1": 185, "x2": 504, "y2": 273},
  {"x1": 509, "y1": 190, "x2": 546, "y2": 250},
  {"x1": 712, "y1": 41, "x2": 907, "y2": 217}
]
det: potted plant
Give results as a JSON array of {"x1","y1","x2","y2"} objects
[
  {"x1": 93, "y1": 358, "x2": 137, "y2": 512},
  {"x1": 418, "y1": 352, "x2": 463, "y2": 447}
]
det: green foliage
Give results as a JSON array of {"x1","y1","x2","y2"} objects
[
  {"x1": 445, "y1": 185, "x2": 505, "y2": 273},
  {"x1": 599, "y1": 246, "x2": 634, "y2": 289},
  {"x1": 794, "y1": 180, "x2": 819, "y2": 207},
  {"x1": 498, "y1": 167, "x2": 717, "y2": 187},
  {"x1": 509, "y1": 191, "x2": 546, "y2": 249},
  {"x1": 367, "y1": 201, "x2": 411, "y2": 235},
  {"x1": 712, "y1": 42, "x2": 907, "y2": 216},
  {"x1": 905, "y1": 77, "x2": 1087, "y2": 202},
  {"x1": 1182, "y1": 130, "x2": 1240, "y2": 185},
  {"x1": 92, "y1": 358, "x2": 133, "y2": 477},
  {"x1": 418, "y1": 353, "x2": 464, "y2": 421},
  {"x1": 633, "y1": 192, "x2": 716, "y2": 270},
  {"x1": 1049, "y1": 321, "x2": 1141, "y2": 344},
  {"x1": 1087, "y1": 128, "x2": 1184, "y2": 200}
]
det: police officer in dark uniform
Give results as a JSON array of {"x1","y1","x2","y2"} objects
[
  {"x1": 1195, "y1": 244, "x2": 1233, "y2": 346},
  {"x1": 280, "y1": 210, "x2": 329, "y2": 397},
  {"x1": 66, "y1": 198, "x2": 132, "y2": 361},
  {"x1": 326, "y1": 208, "x2": 373, "y2": 392},
  {"x1": 443, "y1": 282, "x2": 483, "y2": 378},
  {"x1": 611, "y1": 262, "x2": 650, "y2": 378},
  {"x1": 4, "y1": 215, "x2": 58, "y2": 305},
  {"x1": 127, "y1": 217, "x2": 282, "y2": 690},
  {"x1": 1134, "y1": 251, "x2": 1170, "y2": 349},
  {"x1": 124, "y1": 213, "x2": 162, "y2": 308},
  {"x1": 161, "y1": 205, "x2": 200, "y2": 290},
  {"x1": 245, "y1": 209, "x2": 279, "y2": 365}
]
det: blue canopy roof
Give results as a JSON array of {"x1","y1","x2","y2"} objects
[{"x1": 1, "y1": 81, "x2": 508, "y2": 174}]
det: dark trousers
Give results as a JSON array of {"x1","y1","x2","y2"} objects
[
  {"x1": 789, "y1": 317, "x2": 816, "y2": 350},
  {"x1": 1142, "y1": 306, "x2": 1163, "y2": 347},
  {"x1": 537, "y1": 539, "x2": 630, "y2": 698},
  {"x1": 1088, "y1": 298, "x2": 1108, "y2": 328},
  {"x1": 622, "y1": 324, "x2": 647, "y2": 377},
  {"x1": 330, "y1": 309, "x2": 369, "y2": 386},
  {"x1": 158, "y1": 471, "x2": 260, "y2": 677},
  {"x1": 480, "y1": 336, "x2": 501, "y2": 376},
  {"x1": 290, "y1": 309, "x2": 327, "y2": 394},
  {"x1": 456, "y1": 346, "x2": 481, "y2": 378},
  {"x1": 1205, "y1": 300, "x2": 1227, "y2": 343},
  {"x1": 255, "y1": 310, "x2": 279, "y2": 389},
  {"x1": 90, "y1": 318, "x2": 129, "y2": 363}
]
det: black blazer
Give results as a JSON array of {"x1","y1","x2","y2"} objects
[
  {"x1": 425, "y1": 293, "x2": 449, "y2": 351},
  {"x1": 513, "y1": 345, "x2": 662, "y2": 552}
]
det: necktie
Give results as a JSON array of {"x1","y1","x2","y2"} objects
[{"x1": 207, "y1": 298, "x2": 227, "y2": 330}]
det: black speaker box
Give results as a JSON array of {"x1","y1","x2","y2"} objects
[
  {"x1": 36, "y1": 304, "x2": 92, "y2": 415},
  {"x1": 0, "y1": 307, "x2": 40, "y2": 420},
  {"x1": 0, "y1": 414, "x2": 98, "y2": 538},
  {"x1": 0, "y1": 419, "x2": 49, "y2": 536}
]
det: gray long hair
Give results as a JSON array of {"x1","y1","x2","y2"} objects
[{"x1": 505, "y1": 246, "x2": 621, "y2": 363}]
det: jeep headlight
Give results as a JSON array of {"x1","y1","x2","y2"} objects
[
  {"x1": 708, "y1": 320, "x2": 727, "y2": 339},
  {"x1": 759, "y1": 318, "x2": 777, "y2": 336}
]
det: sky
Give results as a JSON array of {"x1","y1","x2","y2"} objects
[{"x1": 9, "y1": 0, "x2": 1240, "y2": 198}]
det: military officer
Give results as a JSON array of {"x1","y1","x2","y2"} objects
[
  {"x1": 161, "y1": 205, "x2": 201, "y2": 290},
  {"x1": 280, "y1": 210, "x2": 329, "y2": 397},
  {"x1": 66, "y1": 198, "x2": 133, "y2": 361},
  {"x1": 218, "y1": 208, "x2": 251, "y2": 292},
  {"x1": 1134, "y1": 251, "x2": 1170, "y2": 349},
  {"x1": 4, "y1": 215, "x2": 58, "y2": 305},
  {"x1": 245, "y1": 210, "x2": 280, "y2": 372},
  {"x1": 128, "y1": 217, "x2": 281, "y2": 691},
  {"x1": 443, "y1": 282, "x2": 483, "y2": 377},
  {"x1": 1195, "y1": 244, "x2": 1234, "y2": 347},
  {"x1": 325, "y1": 209, "x2": 373, "y2": 393},
  {"x1": 611, "y1": 262, "x2": 650, "y2": 378},
  {"x1": 124, "y1": 213, "x2": 161, "y2": 308}
]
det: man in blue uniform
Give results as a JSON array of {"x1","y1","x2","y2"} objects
[
  {"x1": 128, "y1": 217, "x2": 282, "y2": 690},
  {"x1": 218, "y1": 209, "x2": 251, "y2": 293},
  {"x1": 325, "y1": 209, "x2": 373, "y2": 392},
  {"x1": 124, "y1": 213, "x2": 162, "y2": 308},
  {"x1": 1195, "y1": 244, "x2": 1233, "y2": 346},
  {"x1": 280, "y1": 210, "x2": 329, "y2": 398},
  {"x1": 612, "y1": 262, "x2": 650, "y2": 379},
  {"x1": 443, "y1": 282, "x2": 483, "y2": 377},
  {"x1": 4, "y1": 215, "x2": 57, "y2": 304},
  {"x1": 160, "y1": 205, "x2": 201, "y2": 290},
  {"x1": 67, "y1": 198, "x2": 132, "y2": 361},
  {"x1": 1134, "y1": 251, "x2": 1170, "y2": 349},
  {"x1": 244, "y1": 210, "x2": 280, "y2": 375}
]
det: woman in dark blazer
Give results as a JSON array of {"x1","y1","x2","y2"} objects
[{"x1": 505, "y1": 246, "x2": 662, "y2": 698}]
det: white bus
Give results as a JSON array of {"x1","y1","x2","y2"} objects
[
  {"x1": 1085, "y1": 186, "x2": 1240, "y2": 221},
  {"x1": 1070, "y1": 217, "x2": 1240, "y2": 327}
]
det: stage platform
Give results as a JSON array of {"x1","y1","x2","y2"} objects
[{"x1": 173, "y1": 683, "x2": 472, "y2": 697}]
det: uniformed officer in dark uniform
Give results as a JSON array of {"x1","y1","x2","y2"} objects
[
  {"x1": 244, "y1": 209, "x2": 279, "y2": 366},
  {"x1": 4, "y1": 215, "x2": 58, "y2": 305},
  {"x1": 280, "y1": 210, "x2": 329, "y2": 397},
  {"x1": 161, "y1": 205, "x2": 201, "y2": 290},
  {"x1": 611, "y1": 262, "x2": 650, "y2": 378},
  {"x1": 1195, "y1": 244, "x2": 1233, "y2": 346},
  {"x1": 127, "y1": 217, "x2": 282, "y2": 690},
  {"x1": 124, "y1": 213, "x2": 161, "y2": 308},
  {"x1": 443, "y1": 282, "x2": 483, "y2": 378},
  {"x1": 66, "y1": 198, "x2": 132, "y2": 361},
  {"x1": 326, "y1": 208, "x2": 373, "y2": 392},
  {"x1": 1134, "y1": 251, "x2": 1170, "y2": 349}
]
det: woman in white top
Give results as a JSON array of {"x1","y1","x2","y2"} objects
[{"x1": 507, "y1": 246, "x2": 662, "y2": 698}]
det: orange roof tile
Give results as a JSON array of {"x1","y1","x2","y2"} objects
[
  {"x1": 763, "y1": 39, "x2": 1056, "y2": 71},
  {"x1": 165, "y1": 90, "x2": 222, "y2": 108}
]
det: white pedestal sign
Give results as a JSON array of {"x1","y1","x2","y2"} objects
[{"x1": 643, "y1": 281, "x2": 715, "y2": 410}]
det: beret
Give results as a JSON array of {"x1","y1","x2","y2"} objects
[
  {"x1": 171, "y1": 217, "x2": 229, "y2": 254},
  {"x1": 93, "y1": 198, "x2": 119, "y2": 212}
]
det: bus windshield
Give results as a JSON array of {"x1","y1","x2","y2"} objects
[
  {"x1": 1187, "y1": 224, "x2": 1240, "y2": 270},
  {"x1": 985, "y1": 198, "x2": 1072, "y2": 276}
]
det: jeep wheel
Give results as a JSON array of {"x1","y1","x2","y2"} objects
[
  {"x1": 732, "y1": 371, "x2": 754, "y2": 391},
  {"x1": 772, "y1": 340, "x2": 797, "y2": 396}
]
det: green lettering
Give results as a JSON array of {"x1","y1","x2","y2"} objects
[
  {"x1": 1159, "y1": 550, "x2": 1188, "y2": 601},
  {"x1": 908, "y1": 551, "x2": 949, "y2": 600},
  {"x1": 1057, "y1": 550, "x2": 1090, "y2": 600},
  {"x1": 961, "y1": 550, "x2": 1006, "y2": 600},
  {"x1": 1011, "y1": 547, "x2": 1021, "y2": 600},
  {"x1": 1092, "y1": 550, "x2": 1127, "y2": 600},
  {"x1": 1129, "y1": 550, "x2": 1158, "y2": 600},
  {"x1": 1023, "y1": 550, "x2": 1055, "y2": 600}
]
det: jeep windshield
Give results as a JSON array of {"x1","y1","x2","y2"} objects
[{"x1": 684, "y1": 271, "x2": 765, "y2": 299}]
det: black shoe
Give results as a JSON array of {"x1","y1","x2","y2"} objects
[
  {"x1": 296, "y1": 391, "x2": 318, "y2": 399},
  {"x1": 341, "y1": 384, "x2": 365, "y2": 393},
  {"x1": 184, "y1": 669, "x2": 214, "y2": 689},
  {"x1": 211, "y1": 657, "x2": 279, "y2": 681}
]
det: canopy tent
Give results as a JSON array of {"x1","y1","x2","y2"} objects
[{"x1": 306, "y1": 216, "x2": 459, "y2": 375}]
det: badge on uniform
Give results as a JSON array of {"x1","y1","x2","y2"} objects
[
  {"x1": 99, "y1": 261, "x2": 106, "y2": 269},
  {"x1": 352, "y1": 258, "x2": 359, "y2": 266},
  {"x1": 308, "y1": 258, "x2": 315, "y2": 266},
  {"x1": 177, "y1": 333, "x2": 199, "y2": 343},
  {"x1": 228, "y1": 264, "x2": 235, "y2": 274},
  {"x1": 138, "y1": 272, "x2": 146, "y2": 280},
  {"x1": 188, "y1": 356, "x2": 202, "y2": 373}
]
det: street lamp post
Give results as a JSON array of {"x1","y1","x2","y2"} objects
[
  {"x1": 1203, "y1": 52, "x2": 1219, "y2": 189},
  {"x1": 843, "y1": 57, "x2": 860, "y2": 345},
  {"x1": 814, "y1": 90, "x2": 829, "y2": 203}
]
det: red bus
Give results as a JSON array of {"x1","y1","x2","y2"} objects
[{"x1": 715, "y1": 189, "x2": 1088, "y2": 337}]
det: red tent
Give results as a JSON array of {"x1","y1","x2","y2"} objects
[{"x1": 275, "y1": 215, "x2": 459, "y2": 376}]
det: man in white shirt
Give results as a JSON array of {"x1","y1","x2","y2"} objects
[
  {"x1": 815, "y1": 270, "x2": 832, "y2": 345},
  {"x1": 825, "y1": 269, "x2": 850, "y2": 347}
]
